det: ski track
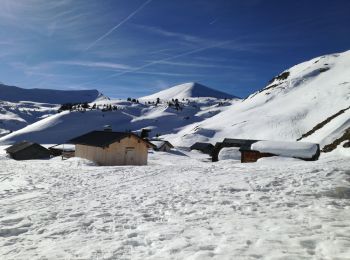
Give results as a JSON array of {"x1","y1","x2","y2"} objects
[{"x1": 0, "y1": 152, "x2": 349, "y2": 259}]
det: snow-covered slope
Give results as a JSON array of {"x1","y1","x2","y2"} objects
[
  {"x1": 140, "y1": 82, "x2": 236, "y2": 100},
  {"x1": 0, "y1": 83, "x2": 104, "y2": 104},
  {"x1": 0, "y1": 101, "x2": 58, "y2": 137},
  {"x1": 0, "y1": 97, "x2": 238, "y2": 145},
  {"x1": 165, "y1": 51, "x2": 350, "y2": 149}
]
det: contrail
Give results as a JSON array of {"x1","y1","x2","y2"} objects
[
  {"x1": 77, "y1": 40, "x2": 232, "y2": 87},
  {"x1": 85, "y1": 0, "x2": 153, "y2": 51},
  {"x1": 111, "y1": 40, "x2": 232, "y2": 77}
]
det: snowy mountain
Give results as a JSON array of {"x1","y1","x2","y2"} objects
[
  {"x1": 0, "y1": 97, "x2": 238, "y2": 145},
  {"x1": 0, "y1": 83, "x2": 105, "y2": 104},
  {"x1": 164, "y1": 50, "x2": 350, "y2": 150},
  {"x1": 139, "y1": 82, "x2": 236, "y2": 100}
]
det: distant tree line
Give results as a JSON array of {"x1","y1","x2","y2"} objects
[{"x1": 58, "y1": 102, "x2": 118, "y2": 113}]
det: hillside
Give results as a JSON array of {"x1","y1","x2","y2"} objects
[
  {"x1": 164, "y1": 50, "x2": 350, "y2": 149},
  {"x1": 0, "y1": 101, "x2": 58, "y2": 137},
  {"x1": 139, "y1": 82, "x2": 236, "y2": 100},
  {"x1": 0, "y1": 83, "x2": 104, "y2": 104},
  {"x1": 0, "y1": 97, "x2": 238, "y2": 145}
]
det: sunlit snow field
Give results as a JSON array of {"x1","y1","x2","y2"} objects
[{"x1": 0, "y1": 147, "x2": 349, "y2": 259}]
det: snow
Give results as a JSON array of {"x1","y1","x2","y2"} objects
[
  {"x1": 139, "y1": 82, "x2": 237, "y2": 101},
  {"x1": 251, "y1": 140, "x2": 319, "y2": 159},
  {"x1": 0, "y1": 148, "x2": 349, "y2": 259},
  {"x1": 0, "y1": 100, "x2": 58, "y2": 137},
  {"x1": 218, "y1": 147, "x2": 241, "y2": 161},
  {"x1": 303, "y1": 108, "x2": 350, "y2": 147}
]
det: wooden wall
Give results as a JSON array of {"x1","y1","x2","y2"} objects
[
  {"x1": 75, "y1": 136, "x2": 148, "y2": 166},
  {"x1": 241, "y1": 150, "x2": 274, "y2": 163}
]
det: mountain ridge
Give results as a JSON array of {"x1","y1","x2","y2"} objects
[{"x1": 0, "y1": 83, "x2": 104, "y2": 104}]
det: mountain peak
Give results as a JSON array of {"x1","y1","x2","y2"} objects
[{"x1": 140, "y1": 82, "x2": 237, "y2": 100}]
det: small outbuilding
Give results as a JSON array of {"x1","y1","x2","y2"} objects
[
  {"x1": 69, "y1": 131, "x2": 153, "y2": 166},
  {"x1": 48, "y1": 144, "x2": 75, "y2": 158},
  {"x1": 240, "y1": 140, "x2": 320, "y2": 163},
  {"x1": 150, "y1": 140, "x2": 174, "y2": 152},
  {"x1": 190, "y1": 142, "x2": 214, "y2": 155},
  {"x1": 5, "y1": 141, "x2": 51, "y2": 160}
]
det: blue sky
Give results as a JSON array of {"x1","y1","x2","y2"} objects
[{"x1": 0, "y1": 0, "x2": 349, "y2": 98}]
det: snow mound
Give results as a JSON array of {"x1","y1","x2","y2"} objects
[
  {"x1": 139, "y1": 82, "x2": 236, "y2": 100},
  {"x1": 218, "y1": 147, "x2": 241, "y2": 161},
  {"x1": 0, "y1": 83, "x2": 105, "y2": 104}
]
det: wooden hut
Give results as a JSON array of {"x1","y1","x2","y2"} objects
[
  {"x1": 69, "y1": 131, "x2": 153, "y2": 166},
  {"x1": 150, "y1": 140, "x2": 174, "y2": 152},
  {"x1": 5, "y1": 141, "x2": 51, "y2": 160},
  {"x1": 190, "y1": 142, "x2": 214, "y2": 155}
]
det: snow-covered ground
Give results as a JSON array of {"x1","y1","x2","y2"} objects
[{"x1": 0, "y1": 147, "x2": 349, "y2": 259}]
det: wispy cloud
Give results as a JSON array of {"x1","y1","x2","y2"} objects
[
  {"x1": 111, "y1": 40, "x2": 232, "y2": 77},
  {"x1": 54, "y1": 60, "x2": 133, "y2": 70},
  {"x1": 135, "y1": 24, "x2": 205, "y2": 44},
  {"x1": 134, "y1": 24, "x2": 269, "y2": 53},
  {"x1": 76, "y1": 39, "x2": 232, "y2": 87},
  {"x1": 152, "y1": 60, "x2": 241, "y2": 70},
  {"x1": 132, "y1": 70, "x2": 203, "y2": 77},
  {"x1": 85, "y1": 0, "x2": 153, "y2": 51}
]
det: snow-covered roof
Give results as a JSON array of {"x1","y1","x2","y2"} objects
[
  {"x1": 249, "y1": 140, "x2": 320, "y2": 159},
  {"x1": 150, "y1": 140, "x2": 173, "y2": 149}
]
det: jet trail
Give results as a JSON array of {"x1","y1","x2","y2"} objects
[{"x1": 85, "y1": 0, "x2": 153, "y2": 51}]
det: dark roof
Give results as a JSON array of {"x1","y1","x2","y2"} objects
[
  {"x1": 5, "y1": 141, "x2": 38, "y2": 154},
  {"x1": 190, "y1": 142, "x2": 214, "y2": 150},
  {"x1": 69, "y1": 131, "x2": 150, "y2": 148},
  {"x1": 222, "y1": 138, "x2": 259, "y2": 147}
]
